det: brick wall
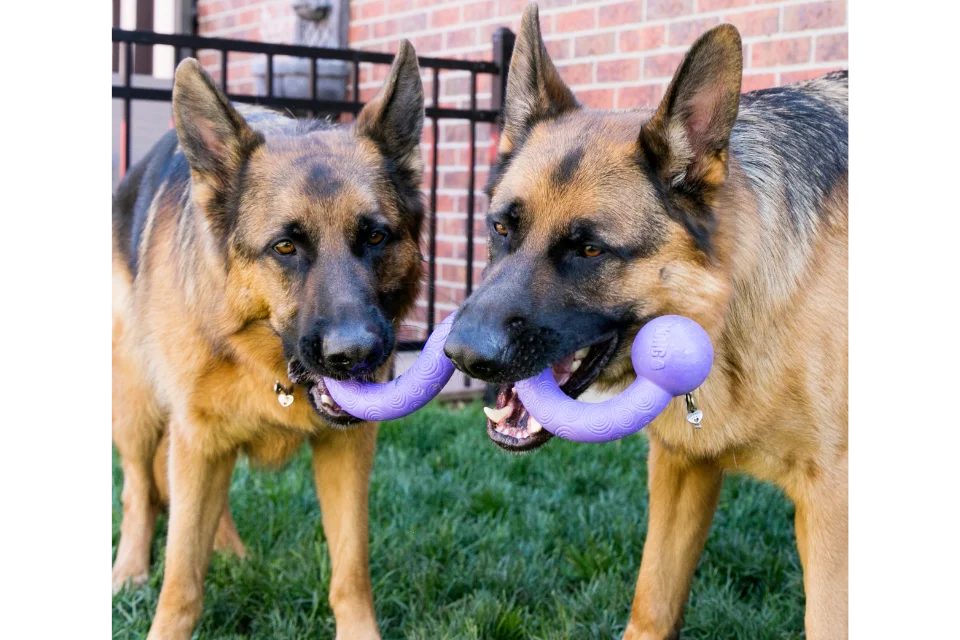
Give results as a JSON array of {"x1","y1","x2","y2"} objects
[
  {"x1": 195, "y1": 0, "x2": 848, "y2": 337},
  {"x1": 196, "y1": 0, "x2": 296, "y2": 94}
]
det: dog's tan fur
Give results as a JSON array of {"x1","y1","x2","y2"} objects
[
  {"x1": 112, "y1": 43, "x2": 426, "y2": 639},
  {"x1": 470, "y1": 7, "x2": 847, "y2": 638}
]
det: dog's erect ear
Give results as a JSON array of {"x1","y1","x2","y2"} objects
[
  {"x1": 499, "y1": 4, "x2": 578, "y2": 155},
  {"x1": 354, "y1": 40, "x2": 425, "y2": 184},
  {"x1": 640, "y1": 24, "x2": 742, "y2": 192},
  {"x1": 173, "y1": 58, "x2": 262, "y2": 190}
]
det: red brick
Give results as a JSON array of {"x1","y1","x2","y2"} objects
[
  {"x1": 438, "y1": 263, "x2": 466, "y2": 284},
  {"x1": 556, "y1": 8, "x2": 595, "y2": 33},
  {"x1": 435, "y1": 240, "x2": 463, "y2": 260},
  {"x1": 723, "y1": 9, "x2": 780, "y2": 38},
  {"x1": 697, "y1": 0, "x2": 750, "y2": 10},
  {"x1": 668, "y1": 17, "x2": 720, "y2": 46},
  {"x1": 644, "y1": 52, "x2": 684, "y2": 79},
  {"x1": 441, "y1": 75, "x2": 471, "y2": 98},
  {"x1": 646, "y1": 0, "x2": 694, "y2": 20},
  {"x1": 619, "y1": 25, "x2": 665, "y2": 53},
  {"x1": 400, "y1": 12, "x2": 427, "y2": 32},
  {"x1": 443, "y1": 171, "x2": 470, "y2": 190},
  {"x1": 349, "y1": 24, "x2": 370, "y2": 44},
  {"x1": 371, "y1": 64, "x2": 390, "y2": 82},
  {"x1": 386, "y1": 0, "x2": 413, "y2": 13},
  {"x1": 558, "y1": 62, "x2": 594, "y2": 86},
  {"x1": 412, "y1": 33, "x2": 443, "y2": 53},
  {"x1": 815, "y1": 33, "x2": 848, "y2": 63},
  {"x1": 574, "y1": 33, "x2": 616, "y2": 57},
  {"x1": 464, "y1": 0, "x2": 494, "y2": 22},
  {"x1": 781, "y1": 67, "x2": 842, "y2": 84},
  {"x1": 438, "y1": 217, "x2": 465, "y2": 236},
  {"x1": 544, "y1": 38, "x2": 572, "y2": 60},
  {"x1": 435, "y1": 195, "x2": 458, "y2": 213},
  {"x1": 783, "y1": 1, "x2": 846, "y2": 32},
  {"x1": 498, "y1": 0, "x2": 530, "y2": 16},
  {"x1": 741, "y1": 73, "x2": 776, "y2": 92},
  {"x1": 372, "y1": 20, "x2": 398, "y2": 39},
  {"x1": 597, "y1": 58, "x2": 640, "y2": 83},
  {"x1": 751, "y1": 37, "x2": 811, "y2": 67},
  {"x1": 361, "y1": 1, "x2": 386, "y2": 19},
  {"x1": 577, "y1": 88, "x2": 615, "y2": 109},
  {"x1": 431, "y1": 6, "x2": 460, "y2": 28},
  {"x1": 616, "y1": 84, "x2": 663, "y2": 108},
  {"x1": 446, "y1": 27, "x2": 476, "y2": 48},
  {"x1": 434, "y1": 285, "x2": 466, "y2": 305},
  {"x1": 598, "y1": 1, "x2": 643, "y2": 28},
  {"x1": 237, "y1": 9, "x2": 260, "y2": 26}
]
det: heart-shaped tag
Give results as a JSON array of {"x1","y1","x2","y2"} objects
[
  {"x1": 686, "y1": 409, "x2": 703, "y2": 428},
  {"x1": 278, "y1": 393, "x2": 294, "y2": 408}
]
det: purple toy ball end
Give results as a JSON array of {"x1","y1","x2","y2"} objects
[{"x1": 631, "y1": 315, "x2": 714, "y2": 397}]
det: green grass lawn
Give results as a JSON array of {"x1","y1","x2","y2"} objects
[{"x1": 112, "y1": 402, "x2": 804, "y2": 639}]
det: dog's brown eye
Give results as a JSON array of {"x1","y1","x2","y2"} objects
[
  {"x1": 368, "y1": 230, "x2": 386, "y2": 246},
  {"x1": 274, "y1": 240, "x2": 296, "y2": 256},
  {"x1": 581, "y1": 245, "x2": 602, "y2": 258},
  {"x1": 493, "y1": 222, "x2": 508, "y2": 236}
]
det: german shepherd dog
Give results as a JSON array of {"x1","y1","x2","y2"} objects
[
  {"x1": 444, "y1": 6, "x2": 847, "y2": 639},
  {"x1": 112, "y1": 42, "x2": 425, "y2": 639}
]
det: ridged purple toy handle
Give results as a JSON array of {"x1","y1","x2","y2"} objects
[
  {"x1": 515, "y1": 315, "x2": 713, "y2": 443},
  {"x1": 323, "y1": 313, "x2": 456, "y2": 422}
]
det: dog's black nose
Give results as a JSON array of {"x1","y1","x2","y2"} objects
[
  {"x1": 444, "y1": 324, "x2": 508, "y2": 381},
  {"x1": 321, "y1": 323, "x2": 383, "y2": 374},
  {"x1": 445, "y1": 342, "x2": 499, "y2": 379}
]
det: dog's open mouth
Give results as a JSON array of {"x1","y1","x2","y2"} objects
[
  {"x1": 287, "y1": 360, "x2": 365, "y2": 427},
  {"x1": 484, "y1": 334, "x2": 618, "y2": 452}
]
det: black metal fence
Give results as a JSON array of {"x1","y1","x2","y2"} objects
[{"x1": 112, "y1": 28, "x2": 515, "y2": 355}]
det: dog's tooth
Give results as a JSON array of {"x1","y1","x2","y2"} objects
[
  {"x1": 570, "y1": 359, "x2": 582, "y2": 372},
  {"x1": 484, "y1": 406, "x2": 512, "y2": 423},
  {"x1": 320, "y1": 394, "x2": 335, "y2": 407},
  {"x1": 527, "y1": 415, "x2": 543, "y2": 433},
  {"x1": 575, "y1": 347, "x2": 590, "y2": 359}
]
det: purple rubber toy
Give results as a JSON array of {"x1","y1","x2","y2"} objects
[
  {"x1": 323, "y1": 313, "x2": 457, "y2": 422},
  {"x1": 514, "y1": 315, "x2": 713, "y2": 443}
]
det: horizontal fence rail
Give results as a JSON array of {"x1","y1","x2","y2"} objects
[{"x1": 112, "y1": 28, "x2": 513, "y2": 361}]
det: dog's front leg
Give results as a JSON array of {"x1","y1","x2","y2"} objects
[
  {"x1": 148, "y1": 423, "x2": 236, "y2": 640},
  {"x1": 312, "y1": 424, "x2": 380, "y2": 640},
  {"x1": 793, "y1": 456, "x2": 848, "y2": 640},
  {"x1": 623, "y1": 438, "x2": 723, "y2": 640}
]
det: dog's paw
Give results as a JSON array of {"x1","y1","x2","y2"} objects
[
  {"x1": 336, "y1": 631, "x2": 380, "y2": 640},
  {"x1": 112, "y1": 568, "x2": 149, "y2": 595},
  {"x1": 213, "y1": 539, "x2": 247, "y2": 559},
  {"x1": 213, "y1": 531, "x2": 247, "y2": 559}
]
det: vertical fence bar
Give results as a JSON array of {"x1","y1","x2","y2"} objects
[
  {"x1": 266, "y1": 53, "x2": 274, "y2": 98},
  {"x1": 465, "y1": 71, "x2": 477, "y2": 298},
  {"x1": 308, "y1": 55, "x2": 317, "y2": 119},
  {"x1": 353, "y1": 60, "x2": 361, "y2": 103},
  {"x1": 123, "y1": 41, "x2": 133, "y2": 174},
  {"x1": 491, "y1": 28, "x2": 516, "y2": 114},
  {"x1": 463, "y1": 71, "x2": 478, "y2": 388},
  {"x1": 221, "y1": 50, "x2": 228, "y2": 92},
  {"x1": 427, "y1": 66, "x2": 440, "y2": 337}
]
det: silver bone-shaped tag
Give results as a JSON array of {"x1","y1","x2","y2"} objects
[
  {"x1": 274, "y1": 381, "x2": 294, "y2": 408},
  {"x1": 685, "y1": 392, "x2": 703, "y2": 429}
]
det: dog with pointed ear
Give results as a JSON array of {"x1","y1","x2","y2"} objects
[
  {"x1": 456, "y1": 4, "x2": 848, "y2": 639},
  {"x1": 171, "y1": 40, "x2": 426, "y2": 245},
  {"x1": 114, "y1": 41, "x2": 430, "y2": 640}
]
